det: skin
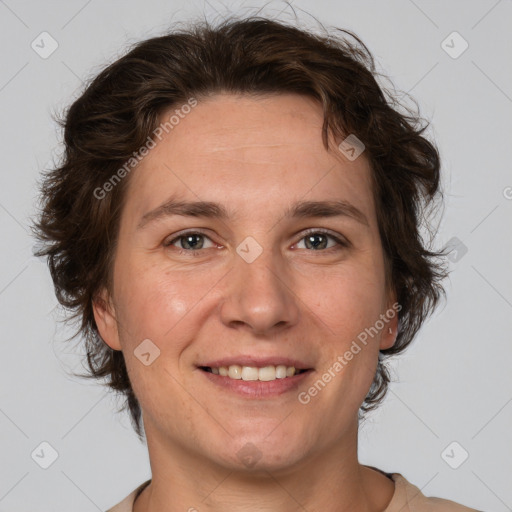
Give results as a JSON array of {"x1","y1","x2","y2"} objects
[{"x1": 94, "y1": 93, "x2": 398, "y2": 512}]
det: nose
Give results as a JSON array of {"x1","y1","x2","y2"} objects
[{"x1": 219, "y1": 247, "x2": 300, "y2": 335}]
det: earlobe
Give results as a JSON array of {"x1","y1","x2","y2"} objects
[
  {"x1": 380, "y1": 323, "x2": 397, "y2": 350},
  {"x1": 379, "y1": 293, "x2": 399, "y2": 351},
  {"x1": 92, "y1": 287, "x2": 122, "y2": 351}
]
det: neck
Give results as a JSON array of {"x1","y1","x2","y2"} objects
[{"x1": 133, "y1": 419, "x2": 394, "y2": 512}]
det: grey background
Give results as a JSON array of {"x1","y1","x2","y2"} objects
[{"x1": 0, "y1": 0, "x2": 511, "y2": 510}]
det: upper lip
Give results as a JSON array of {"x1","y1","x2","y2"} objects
[{"x1": 199, "y1": 356, "x2": 314, "y2": 370}]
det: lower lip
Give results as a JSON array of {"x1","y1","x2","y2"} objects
[{"x1": 199, "y1": 369, "x2": 313, "y2": 398}]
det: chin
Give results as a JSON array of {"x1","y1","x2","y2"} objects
[{"x1": 207, "y1": 430, "x2": 313, "y2": 474}]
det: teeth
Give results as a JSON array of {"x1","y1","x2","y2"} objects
[
  {"x1": 259, "y1": 366, "x2": 278, "y2": 381},
  {"x1": 208, "y1": 364, "x2": 300, "y2": 381},
  {"x1": 228, "y1": 365, "x2": 243, "y2": 379},
  {"x1": 275, "y1": 365, "x2": 287, "y2": 379},
  {"x1": 241, "y1": 366, "x2": 258, "y2": 381}
]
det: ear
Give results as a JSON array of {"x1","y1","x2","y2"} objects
[
  {"x1": 92, "y1": 286, "x2": 122, "y2": 351},
  {"x1": 379, "y1": 290, "x2": 400, "y2": 351}
]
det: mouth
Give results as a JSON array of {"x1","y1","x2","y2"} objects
[
  {"x1": 196, "y1": 357, "x2": 315, "y2": 398},
  {"x1": 199, "y1": 364, "x2": 310, "y2": 382}
]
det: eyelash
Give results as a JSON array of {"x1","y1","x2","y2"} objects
[{"x1": 163, "y1": 228, "x2": 349, "y2": 256}]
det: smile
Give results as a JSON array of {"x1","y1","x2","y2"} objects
[{"x1": 200, "y1": 364, "x2": 309, "y2": 381}]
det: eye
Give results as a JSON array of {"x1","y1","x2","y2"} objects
[
  {"x1": 162, "y1": 229, "x2": 348, "y2": 255},
  {"x1": 163, "y1": 231, "x2": 216, "y2": 253},
  {"x1": 295, "y1": 229, "x2": 348, "y2": 251}
]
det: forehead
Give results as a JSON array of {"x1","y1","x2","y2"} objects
[
  {"x1": 123, "y1": 93, "x2": 375, "y2": 225},
  {"x1": 163, "y1": 93, "x2": 338, "y2": 164}
]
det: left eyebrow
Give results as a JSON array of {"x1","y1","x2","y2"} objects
[
  {"x1": 137, "y1": 198, "x2": 369, "y2": 230},
  {"x1": 286, "y1": 200, "x2": 369, "y2": 227}
]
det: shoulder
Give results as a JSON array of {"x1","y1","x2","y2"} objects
[
  {"x1": 105, "y1": 480, "x2": 151, "y2": 512},
  {"x1": 385, "y1": 473, "x2": 481, "y2": 512}
]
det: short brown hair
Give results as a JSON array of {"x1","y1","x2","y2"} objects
[{"x1": 32, "y1": 15, "x2": 447, "y2": 441}]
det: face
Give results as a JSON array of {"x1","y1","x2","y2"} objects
[{"x1": 94, "y1": 93, "x2": 397, "y2": 472}]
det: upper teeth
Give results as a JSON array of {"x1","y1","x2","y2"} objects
[{"x1": 209, "y1": 365, "x2": 298, "y2": 381}]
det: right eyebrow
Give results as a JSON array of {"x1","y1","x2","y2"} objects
[{"x1": 137, "y1": 199, "x2": 231, "y2": 230}]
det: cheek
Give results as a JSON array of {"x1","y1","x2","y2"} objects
[
  {"x1": 114, "y1": 264, "x2": 206, "y2": 421},
  {"x1": 302, "y1": 266, "x2": 385, "y2": 405},
  {"x1": 304, "y1": 263, "x2": 386, "y2": 339},
  {"x1": 113, "y1": 258, "x2": 204, "y2": 350}
]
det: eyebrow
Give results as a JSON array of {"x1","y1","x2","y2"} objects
[{"x1": 137, "y1": 197, "x2": 369, "y2": 230}]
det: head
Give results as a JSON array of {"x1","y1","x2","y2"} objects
[{"x1": 33, "y1": 16, "x2": 446, "y2": 464}]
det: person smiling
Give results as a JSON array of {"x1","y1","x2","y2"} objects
[{"x1": 33, "y1": 16, "x2": 479, "y2": 512}]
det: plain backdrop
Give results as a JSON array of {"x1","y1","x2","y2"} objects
[{"x1": 0, "y1": 1, "x2": 511, "y2": 511}]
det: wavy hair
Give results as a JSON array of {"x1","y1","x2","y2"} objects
[{"x1": 32, "y1": 15, "x2": 448, "y2": 441}]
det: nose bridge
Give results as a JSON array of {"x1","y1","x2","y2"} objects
[{"x1": 220, "y1": 239, "x2": 299, "y2": 333}]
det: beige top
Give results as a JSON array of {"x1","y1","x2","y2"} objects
[{"x1": 106, "y1": 469, "x2": 480, "y2": 512}]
